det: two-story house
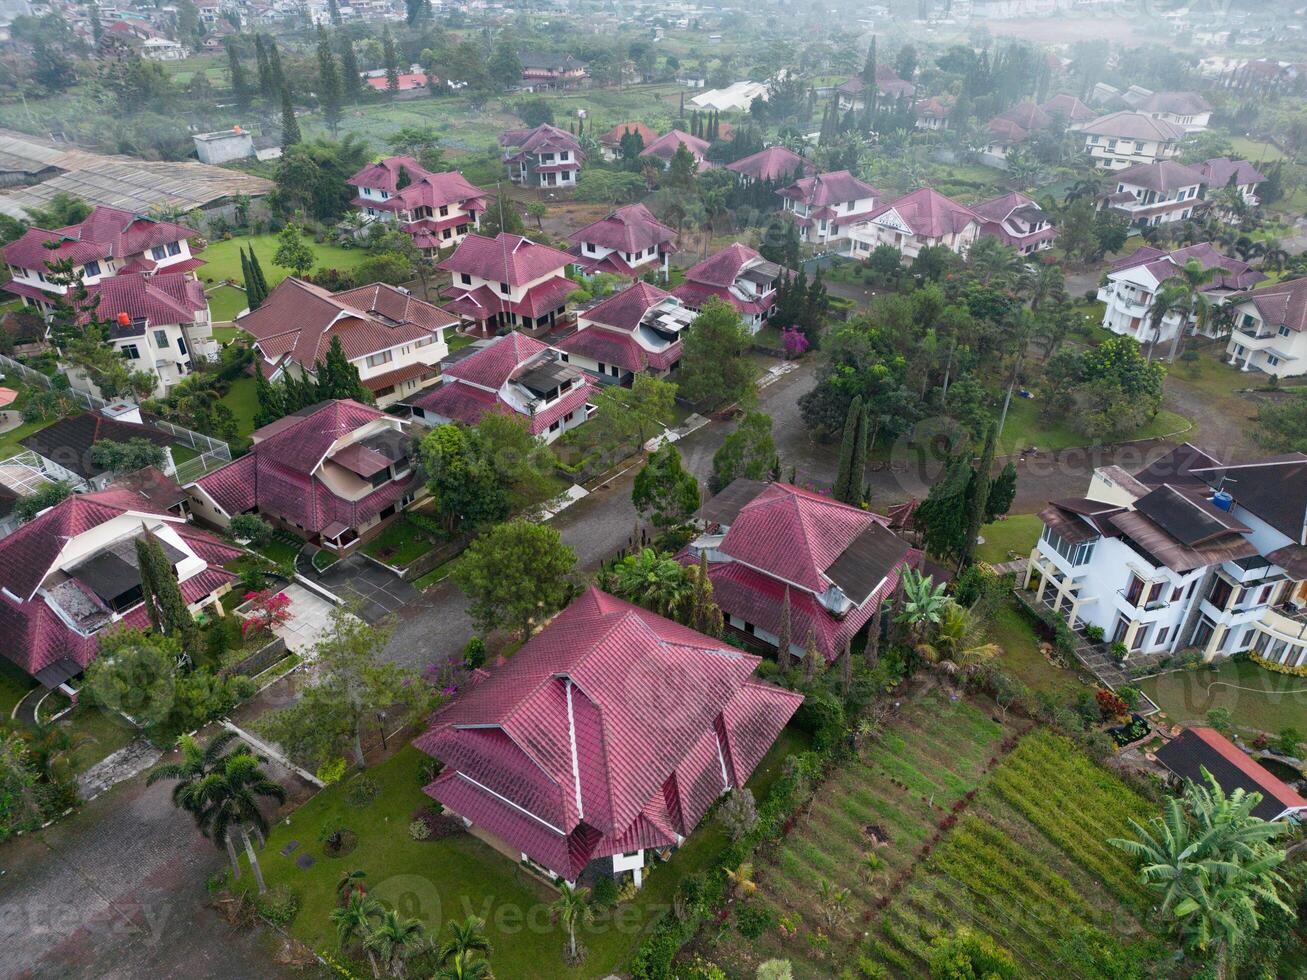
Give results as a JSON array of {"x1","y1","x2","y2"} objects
[
  {"x1": 500, "y1": 124, "x2": 584, "y2": 189},
  {"x1": 1098, "y1": 243, "x2": 1264, "y2": 348},
  {"x1": 725, "y1": 146, "x2": 813, "y2": 186},
  {"x1": 407, "y1": 332, "x2": 595, "y2": 444},
  {"x1": 971, "y1": 192, "x2": 1058, "y2": 254},
  {"x1": 439, "y1": 233, "x2": 577, "y2": 334},
  {"x1": 239, "y1": 278, "x2": 458, "y2": 407},
  {"x1": 639, "y1": 130, "x2": 711, "y2": 170},
  {"x1": 3, "y1": 206, "x2": 203, "y2": 314},
  {"x1": 188, "y1": 399, "x2": 423, "y2": 555},
  {"x1": 556, "y1": 281, "x2": 693, "y2": 382},
  {"x1": 1197, "y1": 157, "x2": 1267, "y2": 211},
  {"x1": 19, "y1": 403, "x2": 178, "y2": 491},
  {"x1": 1024, "y1": 443, "x2": 1307, "y2": 668},
  {"x1": 1098, "y1": 160, "x2": 1206, "y2": 228},
  {"x1": 346, "y1": 156, "x2": 487, "y2": 253},
  {"x1": 597, "y1": 121, "x2": 659, "y2": 161},
  {"x1": 517, "y1": 51, "x2": 588, "y2": 90},
  {"x1": 414, "y1": 587, "x2": 801, "y2": 889},
  {"x1": 1039, "y1": 93, "x2": 1096, "y2": 129},
  {"x1": 565, "y1": 204, "x2": 677, "y2": 279},
  {"x1": 835, "y1": 65, "x2": 915, "y2": 112},
  {"x1": 848, "y1": 187, "x2": 981, "y2": 260},
  {"x1": 1224, "y1": 276, "x2": 1307, "y2": 378},
  {"x1": 0, "y1": 480, "x2": 242, "y2": 687},
  {"x1": 776, "y1": 170, "x2": 882, "y2": 250},
  {"x1": 671, "y1": 243, "x2": 784, "y2": 333},
  {"x1": 1136, "y1": 91, "x2": 1212, "y2": 132},
  {"x1": 685, "y1": 479, "x2": 917, "y2": 662},
  {"x1": 1081, "y1": 112, "x2": 1186, "y2": 170},
  {"x1": 915, "y1": 96, "x2": 954, "y2": 131}
]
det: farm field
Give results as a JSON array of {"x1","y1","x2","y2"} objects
[{"x1": 694, "y1": 694, "x2": 1156, "y2": 978}]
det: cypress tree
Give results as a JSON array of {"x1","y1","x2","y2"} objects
[
  {"x1": 803, "y1": 629, "x2": 820, "y2": 684},
  {"x1": 690, "y1": 552, "x2": 723, "y2": 638},
  {"x1": 961, "y1": 423, "x2": 998, "y2": 569},
  {"x1": 239, "y1": 246, "x2": 253, "y2": 305},
  {"x1": 986, "y1": 461, "x2": 1017, "y2": 524},
  {"x1": 254, "y1": 34, "x2": 273, "y2": 100},
  {"x1": 267, "y1": 37, "x2": 286, "y2": 94},
  {"x1": 226, "y1": 38, "x2": 252, "y2": 110},
  {"x1": 280, "y1": 84, "x2": 301, "y2": 150},
  {"x1": 840, "y1": 636, "x2": 852, "y2": 697},
  {"x1": 338, "y1": 33, "x2": 362, "y2": 103},
  {"x1": 254, "y1": 371, "x2": 286, "y2": 427},
  {"x1": 327, "y1": 0, "x2": 342, "y2": 25},
  {"x1": 382, "y1": 28, "x2": 399, "y2": 97},
  {"x1": 316, "y1": 25, "x2": 343, "y2": 137},
  {"x1": 833, "y1": 395, "x2": 865, "y2": 505},
  {"x1": 249, "y1": 249, "x2": 269, "y2": 303},
  {"x1": 136, "y1": 526, "x2": 198, "y2": 656},
  {"x1": 916, "y1": 449, "x2": 972, "y2": 564},
  {"x1": 776, "y1": 585, "x2": 793, "y2": 670}
]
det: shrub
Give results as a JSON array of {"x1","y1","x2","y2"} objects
[
  {"x1": 1116, "y1": 686, "x2": 1140, "y2": 711},
  {"x1": 1206, "y1": 707, "x2": 1234, "y2": 735},
  {"x1": 345, "y1": 776, "x2": 380, "y2": 807},
  {"x1": 1278, "y1": 727, "x2": 1303, "y2": 757},
  {"x1": 408, "y1": 819, "x2": 431, "y2": 841},
  {"x1": 316, "y1": 758, "x2": 347, "y2": 785},
  {"x1": 928, "y1": 927, "x2": 1018, "y2": 979},
  {"x1": 718, "y1": 787, "x2": 759, "y2": 842},
  {"x1": 734, "y1": 903, "x2": 773, "y2": 940},
  {"x1": 1083, "y1": 625, "x2": 1105, "y2": 643},
  {"x1": 591, "y1": 874, "x2": 620, "y2": 909},
  {"x1": 1109, "y1": 641, "x2": 1128, "y2": 661},
  {"x1": 228, "y1": 513, "x2": 273, "y2": 547},
  {"x1": 254, "y1": 884, "x2": 300, "y2": 926},
  {"x1": 463, "y1": 636, "x2": 487, "y2": 670},
  {"x1": 1095, "y1": 688, "x2": 1129, "y2": 721}
]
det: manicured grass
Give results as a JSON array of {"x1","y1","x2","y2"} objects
[
  {"x1": 0, "y1": 657, "x2": 34, "y2": 719},
  {"x1": 198, "y1": 235, "x2": 373, "y2": 291},
  {"x1": 62, "y1": 703, "x2": 138, "y2": 775},
  {"x1": 975, "y1": 513, "x2": 1042, "y2": 564},
  {"x1": 251, "y1": 729, "x2": 807, "y2": 979},
  {"x1": 1228, "y1": 135, "x2": 1284, "y2": 163},
  {"x1": 0, "y1": 414, "x2": 57, "y2": 462},
  {"x1": 208, "y1": 284, "x2": 249, "y2": 323},
  {"x1": 986, "y1": 602, "x2": 1084, "y2": 699},
  {"x1": 362, "y1": 515, "x2": 440, "y2": 568},
  {"x1": 997, "y1": 397, "x2": 1190, "y2": 455},
  {"x1": 220, "y1": 375, "x2": 260, "y2": 437},
  {"x1": 254, "y1": 531, "x2": 304, "y2": 567},
  {"x1": 1138, "y1": 658, "x2": 1307, "y2": 736}
]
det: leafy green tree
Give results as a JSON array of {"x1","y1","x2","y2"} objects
[
  {"x1": 710, "y1": 411, "x2": 778, "y2": 493},
  {"x1": 679, "y1": 299, "x2": 758, "y2": 408},
  {"x1": 832, "y1": 395, "x2": 868, "y2": 505},
  {"x1": 586, "y1": 375, "x2": 678, "y2": 458},
  {"x1": 316, "y1": 26, "x2": 344, "y2": 137},
  {"x1": 14, "y1": 481, "x2": 71, "y2": 523},
  {"x1": 454, "y1": 521, "x2": 577, "y2": 641},
  {"x1": 892, "y1": 567, "x2": 949, "y2": 648},
  {"x1": 84, "y1": 628, "x2": 179, "y2": 730},
  {"x1": 633, "y1": 444, "x2": 700, "y2": 529},
  {"x1": 608, "y1": 548, "x2": 692, "y2": 620},
  {"x1": 279, "y1": 84, "x2": 301, "y2": 150},
  {"x1": 487, "y1": 42, "x2": 523, "y2": 92},
  {"x1": 0, "y1": 733, "x2": 43, "y2": 841},
  {"x1": 90, "y1": 437, "x2": 167, "y2": 475},
  {"x1": 928, "y1": 927, "x2": 1019, "y2": 979},
  {"x1": 136, "y1": 527, "x2": 199, "y2": 654},
  {"x1": 273, "y1": 224, "x2": 315, "y2": 277}
]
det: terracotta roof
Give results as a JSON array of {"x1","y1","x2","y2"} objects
[
  {"x1": 871, "y1": 187, "x2": 980, "y2": 239},
  {"x1": 1040, "y1": 93, "x2": 1097, "y2": 124},
  {"x1": 415, "y1": 587, "x2": 801, "y2": 881},
  {"x1": 20, "y1": 412, "x2": 175, "y2": 481},
  {"x1": 1156, "y1": 728, "x2": 1307, "y2": 820},
  {"x1": 917, "y1": 95, "x2": 954, "y2": 119},
  {"x1": 681, "y1": 242, "x2": 763, "y2": 289},
  {"x1": 1197, "y1": 157, "x2": 1266, "y2": 188},
  {"x1": 438, "y1": 233, "x2": 573, "y2": 287},
  {"x1": 248, "y1": 399, "x2": 387, "y2": 475},
  {"x1": 346, "y1": 155, "x2": 426, "y2": 194},
  {"x1": 2, "y1": 205, "x2": 196, "y2": 270},
  {"x1": 970, "y1": 191, "x2": 1040, "y2": 224},
  {"x1": 84, "y1": 271, "x2": 207, "y2": 331},
  {"x1": 598, "y1": 121, "x2": 659, "y2": 147},
  {"x1": 577, "y1": 281, "x2": 673, "y2": 332},
  {"x1": 777, "y1": 169, "x2": 881, "y2": 207},
  {"x1": 1237, "y1": 276, "x2": 1307, "y2": 335},
  {"x1": 442, "y1": 332, "x2": 549, "y2": 390},
  {"x1": 1081, "y1": 111, "x2": 1186, "y2": 141},
  {"x1": 725, "y1": 146, "x2": 813, "y2": 182},
  {"x1": 1112, "y1": 243, "x2": 1265, "y2": 293},
  {"x1": 985, "y1": 117, "x2": 1029, "y2": 145},
  {"x1": 997, "y1": 100, "x2": 1054, "y2": 132},
  {"x1": 499, "y1": 123, "x2": 584, "y2": 158},
  {"x1": 1137, "y1": 90, "x2": 1211, "y2": 115},
  {"x1": 640, "y1": 129, "x2": 709, "y2": 163},
  {"x1": 409, "y1": 380, "x2": 509, "y2": 425},
  {"x1": 554, "y1": 325, "x2": 650, "y2": 374},
  {"x1": 1112, "y1": 160, "x2": 1205, "y2": 193},
  {"x1": 568, "y1": 203, "x2": 676, "y2": 254}
]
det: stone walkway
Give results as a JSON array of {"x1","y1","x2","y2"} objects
[{"x1": 76, "y1": 740, "x2": 161, "y2": 802}]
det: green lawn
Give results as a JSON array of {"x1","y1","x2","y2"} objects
[
  {"x1": 251, "y1": 729, "x2": 806, "y2": 979},
  {"x1": 0, "y1": 415, "x2": 55, "y2": 462},
  {"x1": 975, "y1": 513, "x2": 1042, "y2": 564},
  {"x1": 1138, "y1": 658, "x2": 1307, "y2": 737},
  {"x1": 62, "y1": 703, "x2": 138, "y2": 775},
  {"x1": 986, "y1": 602, "x2": 1085, "y2": 699},
  {"x1": 361, "y1": 515, "x2": 441, "y2": 568},
  {"x1": 0, "y1": 657, "x2": 34, "y2": 719},
  {"x1": 221, "y1": 375, "x2": 260, "y2": 437},
  {"x1": 254, "y1": 531, "x2": 304, "y2": 567},
  {"x1": 208, "y1": 284, "x2": 249, "y2": 323},
  {"x1": 998, "y1": 397, "x2": 1190, "y2": 455},
  {"x1": 198, "y1": 235, "x2": 373, "y2": 291},
  {"x1": 1228, "y1": 135, "x2": 1284, "y2": 163}
]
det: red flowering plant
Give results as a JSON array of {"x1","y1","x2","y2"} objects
[
  {"x1": 782, "y1": 326, "x2": 810, "y2": 359},
  {"x1": 241, "y1": 589, "x2": 293, "y2": 640}
]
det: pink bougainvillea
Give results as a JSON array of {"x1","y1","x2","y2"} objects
[
  {"x1": 241, "y1": 589, "x2": 293, "y2": 639},
  {"x1": 782, "y1": 326, "x2": 810, "y2": 359}
]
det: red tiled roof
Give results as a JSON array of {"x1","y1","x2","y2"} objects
[
  {"x1": 364, "y1": 73, "x2": 429, "y2": 91},
  {"x1": 1197, "y1": 157, "x2": 1266, "y2": 188},
  {"x1": 555, "y1": 325, "x2": 648, "y2": 373},
  {"x1": 640, "y1": 130, "x2": 709, "y2": 163},
  {"x1": 330, "y1": 283, "x2": 459, "y2": 333},
  {"x1": 442, "y1": 332, "x2": 549, "y2": 389},
  {"x1": 568, "y1": 203, "x2": 676, "y2": 255},
  {"x1": 0, "y1": 592, "x2": 99, "y2": 680},
  {"x1": 1081, "y1": 111, "x2": 1185, "y2": 141},
  {"x1": 681, "y1": 242, "x2": 762, "y2": 289},
  {"x1": 84, "y1": 272, "x2": 206, "y2": 328},
  {"x1": 360, "y1": 361, "x2": 436, "y2": 393},
  {"x1": 997, "y1": 100, "x2": 1053, "y2": 132},
  {"x1": 726, "y1": 146, "x2": 813, "y2": 182},
  {"x1": 250, "y1": 399, "x2": 386, "y2": 474},
  {"x1": 416, "y1": 587, "x2": 801, "y2": 881},
  {"x1": 672, "y1": 279, "x2": 772, "y2": 317},
  {"x1": 598, "y1": 121, "x2": 659, "y2": 147},
  {"x1": 1240, "y1": 276, "x2": 1307, "y2": 335},
  {"x1": 578, "y1": 281, "x2": 672, "y2": 332},
  {"x1": 2, "y1": 206, "x2": 196, "y2": 271},
  {"x1": 777, "y1": 169, "x2": 881, "y2": 208},
  {"x1": 1112, "y1": 160, "x2": 1205, "y2": 193},
  {"x1": 526, "y1": 381, "x2": 594, "y2": 435},
  {"x1": 984, "y1": 117, "x2": 1029, "y2": 145},
  {"x1": 871, "y1": 187, "x2": 980, "y2": 239},
  {"x1": 347, "y1": 155, "x2": 424, "y2": 193},
  {"x1": 1114, "y1": 242, "x2": 1265, "y2": 293},
  {"x1": 1040, "y1": 93, "x2": 1097, "y2": 124},
  {"x1": 439, "y1": 233, "x2": 573, "y2": 287},
  {"x1": 409, "y1": 379, "x2": 508, "y2": 425},
  {"x1": 499, "y1": 123, "x2": 584, "y2": 159}
]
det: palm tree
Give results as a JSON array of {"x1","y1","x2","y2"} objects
[
  {"x1": 363, "y1": 908, "x2": 428, "y2": 978},
  {"x1": 610, "y1": 548, "x2": 693, "y2": 619},
  {"x1": 147, "y1": 732, "x2": 243, "y2": 824},
  {"x1": 913, "y1": 602, "x2": 1001, "y2": 677},
  {"x1": 725, "y1": 862, "x2": 758, "y2": 898},
  {"x1": 1143, "y1": 283, "x2": 1190, "y2": 364},
  {"x1": 331, "y1": 890, "x2": 384, "y2": 973},
  {"x1": 1163, "y1": 259, "x2": 1219, "y2": 363},
  {"x1": 1021, "y1": 261, "x2": 1065, "y2": 315},
  {"x1": 194, "y1": 751, "x2": 287, "y2": 892},
  {"x1": 438, "y1": 915, "x2": 493, "y2": 965},
  {"x1": 432, "y1": 951, "x2": 494, "y2": 980},
  {"x1": 891, "y1": 568, "x2": 949, "y2": 647},
  {"x1": 818, "y1": 879, "x2": 853, "y2": 929},
  {"x1": 1261, "y1": 240, "x2": 1290, "y2": 273},
  {"x1": 15, "y1": 718, "x2": 84, "y2": 784},
  {"x1": 996, "y1": 306, "x2": 1038, "y2": 440},
  {"x1": 550, "y1": 883, "x2": 593, "y2": 963},
  {"x1": 966, "y1": 236, "x2": 1022, "y2": 289}
]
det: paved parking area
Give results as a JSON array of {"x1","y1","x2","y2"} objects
[
  {"x1": 308, "y1": 554, "x2": 420, "y2": 624},
  {"x1": 272, "y1": 582, "x2": 338, "y2": 652}
]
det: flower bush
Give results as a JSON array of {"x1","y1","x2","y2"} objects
[{"x1": 240, "y1": 589, "x2": 293, "y2": 640}]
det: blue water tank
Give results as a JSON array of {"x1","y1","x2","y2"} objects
[{"x1": 1212, "y1": 489, "x2": 1234, "y2": 512}]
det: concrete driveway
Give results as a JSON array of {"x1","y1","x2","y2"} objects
[
  {"x1": 272, "y1": 582, "x2": 338, "y2": 653},
  {"x1": 308, "y1": 555, "x2": 420, "y2": 624}
]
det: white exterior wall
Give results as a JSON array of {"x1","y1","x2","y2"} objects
[
  {"x1": 1084, "y1": 134, "x2": 1180, "y2": 170},
  {"x1": 1112, "y1": 179, "x2": 1202, "y2": 226},
  {"x1": 113, "y1": 314, "x2": 216, "y2": 397},
  {"x1": 8, "y1": 237, "x2": 197, "y2": 296},
  {"x1": 847, "y1": 215, "x2": 978, "y2": 259},
  {"x1": 576, "y1": 239, "x2": 665, "y2": 275},
  {"x1": 352, "y1": 331, "x2": 448, "y2": 407},
  {"x1": 1224, "y1": 300, "x2": 1307, "y2": 379},
  {"x1": 783, "y1": 195, "x2": 877, "y2": 247}
]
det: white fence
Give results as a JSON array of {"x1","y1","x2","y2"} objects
[{"x1": 0, "y1": 353, "x2": 106, "y2": 412}]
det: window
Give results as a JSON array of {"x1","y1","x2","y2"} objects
[
  {"x1": 1208, "y1": 577, "x2": 1234, "y2": 609},
  {"x1": 83, "y1": 260, "x2": 101, "y2": 277},
  {"x1": 1171, "y1": 585, "x2": 1183, "y2": 602},
  {"x1": 1279, "y1": 325, "x2": 1292, "y2": 338},
  {"x1": 442, "y1": 228, "x2": 452, "y2": 240},
  {"x1": 177, "y1": 336, "x2": 187, "y2": 356},
  {"x1": 154, "y1": 329, "x2": 169, "y2": 348},
  {"x1": 151, "y1": 246, "x2": 167, "y2": 260},
  {"x1": 366, "y1": 350, "x2": 393, "y2": 368},
  {"x1": 460, "y1": 273, "x2": 472, "y2": 286},
  {"x1": 439, "y1": 205, "x2": 449, "y2": 217},
  {"x1": 549, "y1": 419, "x2": 560, "y2": 432},
  {"x1": 499, "y1": 282, "x2": 510, "y2": 295},
  {"x1": 167, "y1": 241, "x2": 181, "y2": 256},
  {"x1": 1268, "y1": 354, "x2": 1281, "y2": 367},
  {"x1": 1125, "y1": 574, "x2": 1145, "y2": 605},
  {"x1": 1039, "y1": 525, "x2": 1096, "y2": 565},
  {"x1": 121, "y1": 344, "x2": 140, "y2": 359},
  {"x1": 1259, "y1": 584, "x2": 1274, "y2": 604},
  {"x1": 1156, "y1": 626, "x2": 1170, "y2": 647}
]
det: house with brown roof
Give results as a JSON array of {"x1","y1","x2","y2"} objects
[
  {"x1": 2, "y1": 205, "x2": 203, "y2": 313},
  {"x1": 1024, "y1": 443, "x2": 1307, "y2": 665},
  {"x1": 518, "y1": 52, "x2": 588, "y2": 91},
  {"x1": 1039, "y1": 93, "x2": 1096, "y2": 129},
  {"x1": 20, "y1": 404, "x2": 179, "y2": 492},
  {"x1": 1224, "y1": 276, "x2": 1307, "y2": 379},
  {"x1": 187, "y1": 399, "x2": 422, "y2": 555},
  {"x1": 776, "y1": 170, "x2": 882, "y2": 250},
  {"x1": 848, "y1": 187, "x2": 981, "y2": 259},
  {"x1": 725, "y1": 146, "x2": 813, "y2": 186},
  {"x1": 671, "y1": 243, "x2": 784, "y2": 333},
  {"x1": 915, "y1": 95, "x2": 954, "y2": 131},
  {"x1": 414, "y1": 586, "x2": 802, "y2": 887},
  {"x1": 1135, "y1": 91, "x2": 1212, "y2": 133},
  {"x1": 500, "y1": 124, "x2": 584, "y2": 188},
  {"x1": 1098, "y1": 160, "x2": 1206, "y2": 229},
  {"x1": 835, "y1": 66, "x2": 915, "y2": 112},
  {"x1": 1080, "y1": 112, "x2": 1185, "y2": 170},
  {"x1": 1098, "y1": 243, "x2": 1264, "y2": 348},
  {"x1": 1197, "y1": 157, "x2": 1267, "y2": 211},
  {"x1": 439, "y1": 233, "x2": 577, "y2": 334},
  {"x1": 558, "y1": 282, "x2": 694, "y2": 382},
  {"x1": 0, "y1": 480, "x2": 242, "y2": 687},
  {"x1": 346, "y1": 156, "x2": 487, "y2": 253},
  {"x1": 971, "y1": 192, "x2": 1057, "y2": 254},
  {"x1": 238, "y1": 278, "x2": 457, "y2": 407},
  {"x1": 597, "y1": 122, "x2": 658, "y2": 161},
  {"x1": 685, "y1": 480, "x2": 916, "y2": 662},
  {"x1": 565, "y1": 204, "x2": 677, "y2": 279},
  {"x1": 407, "y1": 331, "x2": 595, "y2": 443},
  {"x1": 639, "y1": 130, "x2": 711, "y2": 169}
]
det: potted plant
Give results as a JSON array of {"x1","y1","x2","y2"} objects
[
  {"x1": 1083, "y1": 624, "x2": 1105, "y2": 645},
  {"x1": 1109, "y1": 640, "x2": 1128, "y2": 665}
]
